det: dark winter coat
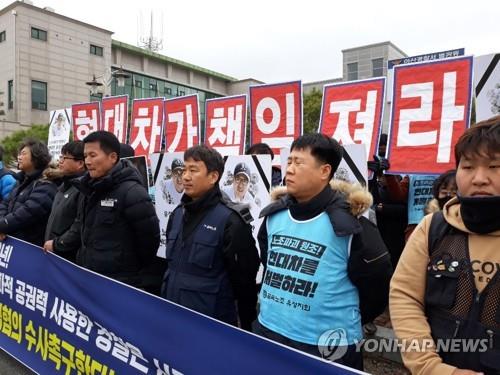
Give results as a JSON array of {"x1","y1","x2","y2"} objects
[
  {"x1": 72, "y1": 160, "x2": 160, "y2": 288},
  {"x1": 44, "y1": 169, "x2": 85, "y2": 261},
  {"x1": 0, "y1": 169, "x2": 57, "y2": 246},
  {"x1": 163, "y1": 186, "x2": 260, "y2": 330}
]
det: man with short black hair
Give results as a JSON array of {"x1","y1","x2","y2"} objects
[
  {"x1": 254, "y1": 133, "x2": 392, "y2": 370},
  {"x1": 43, "y1": 141, "x2": 86, "y2": 261},
  {"x1": 72, "y1": 131, "x2": 160, "y2": 288},
  {"x1": 162, "y1": 144, "x2": 259, "y2": 330}
]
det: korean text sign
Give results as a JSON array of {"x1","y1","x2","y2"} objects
[{"x1": 387, "y1": 57, "x2": 473, "y2": 174}]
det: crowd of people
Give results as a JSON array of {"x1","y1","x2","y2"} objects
[{"x1": 0, "y1": 115, "x2": 498, "y2": 374}]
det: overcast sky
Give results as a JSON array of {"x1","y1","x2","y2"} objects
[{"x1": 2, "y1": 0, "x2": 499, "y2": 82}]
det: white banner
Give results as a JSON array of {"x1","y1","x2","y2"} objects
[
  {"x1": 47, "y1": 108, "x2": 71, "y2": 162},
  {"x1": 474, "y1": 53, "x2": 500, "y2": 122},
  {"x1": 150, "y1": 152, "x2": 185, "y2": 258}
]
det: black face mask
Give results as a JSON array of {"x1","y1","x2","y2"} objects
[
  {"x1": 459, "y1": 195, "x2": 500, "y2": 234},
  {"x1": 437, "y1": 196, "x2": 453, "y2": 210}
]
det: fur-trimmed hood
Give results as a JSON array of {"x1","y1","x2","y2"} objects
[{"x1": 269, "y1": 179, "x2": 373, "y2": 217}]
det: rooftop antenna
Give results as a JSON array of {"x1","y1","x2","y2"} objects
[{"x1": 138, "y1": 10, "x2": 163, "y2": 52}]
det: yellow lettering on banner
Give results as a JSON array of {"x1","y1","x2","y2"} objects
[
  {"x1": 48, "y1": 332, "x2": 62, "y2": 371},
  {"x1": 0, "y1": 303, "x2": 23, "y2": 343},
  {"x1": 61, "y1": 340, "x2": 77, "y2": 374},
  {"x1": 35, "y1": 325, "x2": 49, "y2": 361},
  {"x1": 25, "y1": 320, "x2": 37, "y2": 351}
]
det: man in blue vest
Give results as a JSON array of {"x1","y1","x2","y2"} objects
[
  {"x1": 161, "y1": 145, "x2": 260, "y2": 331},
  {"x1": 253, "y1": 133, "x2": 392, "y2": 370}
]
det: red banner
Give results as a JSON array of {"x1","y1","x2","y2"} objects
[
  {"x1": 387, "y1": 57, "x2": 473, "y2": 174},
  {"x1": 101, "y1": 95, "x2": 129, "y2": 143},
  {"x1": 129, "y1": 98, "x2": 164, "y2": 157},
  {"x1": 164, "y1": 95, "x2": 200, "y2": 153},
  {"x1": 72, "y1": 102, "x2": 101, "y2": 141},
  {"x1": 319, "y1": 78, "x2": 385, "y2": 161},
  {"x1": 205, "y1": 95, "x2": 247, "y2": 156},
  {"x1": 250, "y1": 81, "x2": 302, "y2": 160}
]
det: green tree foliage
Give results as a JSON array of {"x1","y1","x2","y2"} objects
[
  {"x1": 0, "y1": 124, "x2": 49, "y2": 167},
  {"x1": 303, "y1": 88, "x2": 323, "y2": 134}
]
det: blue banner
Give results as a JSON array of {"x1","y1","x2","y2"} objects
[
  {"x1": 0, "y1": 237, "x2": 361, "y2": 374},
  {"x1": 407, "y1": 175, "x2": 436, "y2": 225}
]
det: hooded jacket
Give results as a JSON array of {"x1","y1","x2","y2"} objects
[
  {"x1": 259, "y1": 180, "x2": 392, "y2": 325},
  {"x1": 390, "y1": 197, "x2": 500, "y2": 375},
  {"x1": 72, "y1": 160, "x2": 160, "y2": 288},
  {"x1": 0, "y1": 169, "x2": 57, "y2": 246}
]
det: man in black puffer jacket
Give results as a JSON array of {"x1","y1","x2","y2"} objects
[
  {"x1": 72, "y1": 131, "x2": 160, "y2": 288},
  {"x1": 0, "y1": 139, "x2": 57, "y2": 246},
  {"x1": 43, "y1": 141, "x2": 86, "y2": 262}
]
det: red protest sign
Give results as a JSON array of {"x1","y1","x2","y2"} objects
[
  {"x1": 387, "y1": 56, "x2": 473, "y2": 174},
  {"x1": 319, "y1": 78, "x2": 385, "y2": 161},
  {"x1": 101, "y1": 95, "x2": 129, "y2": 143},
  {"x1": 129, "y1": 98, "x2": 164, "y2": 157},
  {"x1": 250, "y1": 81, "x2": 302, "y2": 159},
  {"x1": 205, "y1": 95, "x2": 247, "y2": 156},
  {"x1": 164, "y1": 94, "x2": 200, "y2": 152},
  {"x1": 72, "y1": 102, "x2": 101, "y2": 141}
]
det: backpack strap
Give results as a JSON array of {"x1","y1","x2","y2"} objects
[{"x1": 427, "y1": 211, "x2": 452, "y2": 255}]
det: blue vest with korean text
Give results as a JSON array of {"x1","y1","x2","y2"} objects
[
  {"x1": 258, "y1": 209, "x2": 362, "y2": 345},
  {"x1": 161, "y1": 203, "x2": 237, "y2": 325}
]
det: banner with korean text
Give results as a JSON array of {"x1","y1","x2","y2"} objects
[
  {"x1": 129, "y1": 98, "x2": 164, "y2": 157},
  {"x1": 164, "y1": 94, "x2": 200, "y2": 153},
  {"x1": 205, "y1": 95, "x2": 247, "y2": 156},
  {"x1": 101, "y1": 95, "x2": 129, "y2": 143},
  {"x1": 319, "y1": 78, "x2": 385, "y2": 161},
  {"x1": 0, "y1": 238, "x2": 361, "y2": 375},
  {"x1": 386, "y1": 56, "x2": 473, "y2": 175},
  {"x1": 250, "y1": 81, "x2": 302, "y2": 163},
  {"x1": 72, "y1": 102, "x2": 101, "y2": 141}
]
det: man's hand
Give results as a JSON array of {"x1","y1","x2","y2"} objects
[
  {"x1": 43, "y1": 240, "x2": 54, "y2": 253},
  {"x1": 0, "y1": 233, "x2": 6, "y2": 241}
]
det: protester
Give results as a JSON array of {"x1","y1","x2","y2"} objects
[
  {"x1": 43, "y1": 141, "x2": 86, "y2": 262},
  {"x1": 390, "y1": 116, "x2": 500, "y2": 374},
  {"x1": 424, "y1": 169, "x2": 457, "y2": 214},
  {"x1": 254, "y1": 133, "x2": 392, "y2": 370},
  {"x1": 246, "y1": 142, "x2": 282, "y2": 187},
  {"x1": 0, "y1": 145, "x2": 17, "y2": 202},
  {"x1": 0, "y1": 139, "x2": 57, "y2": 246},
  {"x1": 161, "y1": 145, "x2": 259, "y2": 330},
  {"x1": 71, "y1": 131, "x2": 160, "y2": 288}
]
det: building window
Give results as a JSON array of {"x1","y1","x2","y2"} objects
[
  {"x1": 0, "y1": 31, "x2": 6, "y2": 43},
  {"x1": 135, "y1": 80, "x2": 142, "y2": 88},
  {"x1": 32, "y1": 80, "x2": 47, "y2": 110},
  {"x1": 178, "y1": 90, "x2": 185, "y2": 96},
  {"x1": 90, "y1": 44, "x2": 103, "y2": 57},
  {"x1": 347, "y1": 63, "x2": 358, "y2": 81},
  {"x1": 372, "y1": 58, "x2": 384, "y2": 77},
  {"x1": 31, "y1": 27, "x2": 47, "y2": 41},
  {"x1": 165, "y1": 87, "x2": 172, "y2": 96},
  {"x1": 8, "y1": 80, "x2": 13, "y2": 109}
]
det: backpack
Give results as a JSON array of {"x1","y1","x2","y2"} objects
[{"x1": 427, "y1": 211, "x2": 454, "y2": 255}]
